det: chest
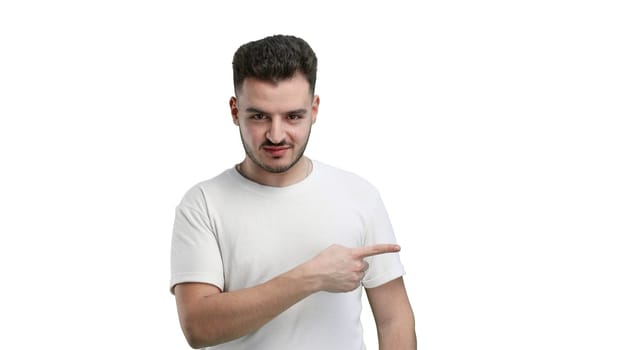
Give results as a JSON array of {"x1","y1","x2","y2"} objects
[{"x1": 213, "y1": 193, "x2": 367, "y2": 291}]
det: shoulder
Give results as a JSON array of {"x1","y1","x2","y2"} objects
[{"x1": 177, "y1": 168, "x2": 237, "y2": 210}]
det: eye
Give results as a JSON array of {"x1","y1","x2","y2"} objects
[
  {"x1": 288, "y1": 114, "x2": 302, "y2": 121},
  {"x1": 251, "y1": 114, "x2": 268, "y2": 120}
]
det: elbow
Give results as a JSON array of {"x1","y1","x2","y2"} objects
[
  {"x1": 181, "y1": 324, "x2": 206, "y2": 349},
  {"x1": 180, "y1": 317, "x2": 219, "y2": 349},
  {"x1": 183, "y1": 327, "x2": 218, "y2": 349},
  {"x1": 185, "y1": 334, "x2": 207, "y2": 350},
  {"x1": 187, "y1": 339, "x2": 204, "y2": 350},
  {"x1": 188, "y1": 339, "x2": 210, "y2": 350}
]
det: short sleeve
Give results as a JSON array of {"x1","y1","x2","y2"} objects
[
  {"x1": 361, "y1": 191, "x2": 406, "y2": 289},
  {"x1": 170, "y1": 195, "x2": 224, "y2": 294}
]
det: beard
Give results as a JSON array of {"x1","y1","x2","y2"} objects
[{"x1": 239, "y1": 126, "x2": 312, "y2": 174}]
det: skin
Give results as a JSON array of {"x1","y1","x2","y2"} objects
[
  {"x1": 230, "y1": 72, "x2": 318, "y2": 187},
  {"x1": 174, "y1": 71, "x2": 417, "y2": 349},
  {"x1": 367, "y1": 277, "x2": 417, "y2": 349}
]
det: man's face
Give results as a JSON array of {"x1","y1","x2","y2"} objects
[{"x1": 230, "y1": 72, "x2": 319, "y2": 174}]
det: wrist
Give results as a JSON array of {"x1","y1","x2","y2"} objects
[{"x1": 286, "y1": 261, "x2": 323, "y2": 294}]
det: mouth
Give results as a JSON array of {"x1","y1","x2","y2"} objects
[{"x1": 263, "y1": 146, "x2": 290, "y2": 157}]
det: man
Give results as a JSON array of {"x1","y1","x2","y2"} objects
[{"x1": 170, "y1": 34, "x2": 416, "y2": 349}]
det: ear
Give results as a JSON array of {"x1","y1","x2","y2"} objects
[
  {"x1": 229, "y1": 97, "x2": 239, "y2": 125},
  {"x1": 311, "y1": 95, "x2": 320, "y2": 124}
]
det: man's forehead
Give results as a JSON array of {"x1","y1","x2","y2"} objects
[
  {"x1": 238, "y1": 72, "x2": 311, "y2": 94},
  {"x1": 237, "y1": 78, "x2": 313, "y2": 109}
]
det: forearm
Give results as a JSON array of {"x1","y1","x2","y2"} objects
[
  {"x1": 366, "y1": 277, "x2": 416, "y2": 350},
  {"x1": 177, "y1": 243, "x2": 390, "y2": 348},
  {"x1": 180, "y1": 265, "x2": 318, "y2": 348},
  {"x1": 377, "y1": 317, "x2": 417, "y2": 350}
]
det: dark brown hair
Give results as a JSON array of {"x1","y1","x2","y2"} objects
[{"x1": 232, "y1": 35, "x2": 318, "y2": 95}]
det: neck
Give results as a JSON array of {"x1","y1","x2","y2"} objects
[{"x1": 237, "y1": 157, "x2": 312, "y2": 187}]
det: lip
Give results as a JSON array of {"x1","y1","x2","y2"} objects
[{"x1": 263, "y1": 146, "x2": 290, "y2": 157}]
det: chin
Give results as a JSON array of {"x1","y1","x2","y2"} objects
[
  {"x1": 260, "y1": 157, "x2": 297, "y2": 172},
  {"x1": 265, "y1": 162, "x2": 294, "y2": 173}
]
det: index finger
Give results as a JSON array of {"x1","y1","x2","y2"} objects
[{"x1": 353, "y1": 244, "x2": 401, "y2": 258}]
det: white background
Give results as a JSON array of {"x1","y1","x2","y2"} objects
[{"x1": 1, "y1": 0, "x2": 620, "y2": 349}]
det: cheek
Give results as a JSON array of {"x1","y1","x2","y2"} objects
[
  {"x1": 292, "y1": 124, "x2": 311, "y2": 140},
  {"x1": 241, "y1": 125, "x2": 264, "y2": 143}
]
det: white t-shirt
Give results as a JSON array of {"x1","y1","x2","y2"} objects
[{"x1": 170, "y1": 160, "x2": 405, "y2": 349}]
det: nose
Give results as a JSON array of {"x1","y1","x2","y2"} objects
[{"x1": 266, "y1": 118, "x2": 285, "y2": 144}]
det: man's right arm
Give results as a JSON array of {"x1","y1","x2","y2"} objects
[{"x1": 174, "y1": 244, "x2": 400, "y2": 348}]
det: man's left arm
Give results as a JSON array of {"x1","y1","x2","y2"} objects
[{"x1": 366, "y1": 277, "x2": 417, "y2": 349}]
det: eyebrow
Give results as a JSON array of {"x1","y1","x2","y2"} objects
[{"x1": 245, "y1": 107, "x2": 308, "y2": 115}]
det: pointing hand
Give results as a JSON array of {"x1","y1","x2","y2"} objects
[{"x1": 306, "y1": 244, "x2": 401, "y2": 293}]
